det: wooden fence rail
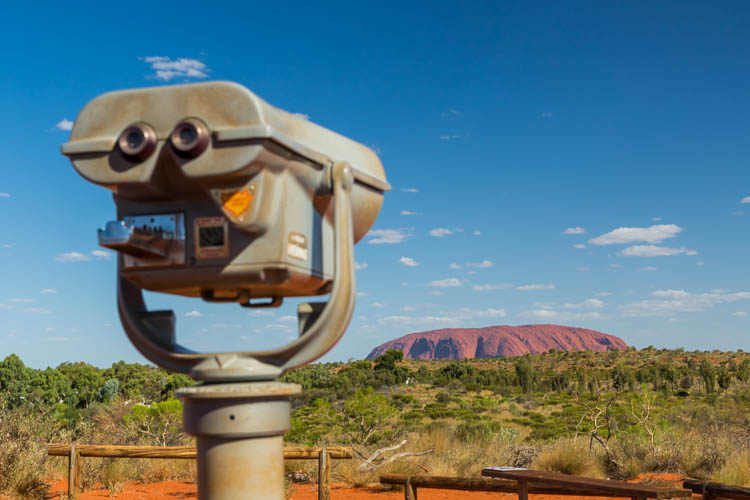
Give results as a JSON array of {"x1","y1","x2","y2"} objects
[
  {"x1": 684, "y1": 479, "x2": 750, "y2": 500},
  {"x1": 48, "y1": 443, "x2": 352, "y2": 500},
  {"x1": 383, "y1": 473, "x2": 692, "y2": 500}
]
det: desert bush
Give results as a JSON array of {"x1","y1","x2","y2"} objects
[
  {"x1": 0, "y1": 402, "x2": 63, "y2": 499},
  {"x1": 100, "y1": 459, "x2": 130, "y2": 497},
  {"x1": 533, "y1": 438, "x2": 605, "y2": 477}
]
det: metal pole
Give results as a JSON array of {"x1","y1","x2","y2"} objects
[{"x1": 178, "y1": 381, "x2": 300, "y2": 500}]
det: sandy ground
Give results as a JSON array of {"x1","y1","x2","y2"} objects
[{"x1": 0, "y1": 473, "x2": 693, "y2": 500}]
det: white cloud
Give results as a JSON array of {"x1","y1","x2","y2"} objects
[
  {"x1": 620, "y1": 289, "x2": 750, "y2": 317},
  {"x1": 0, "y1": 193, "x2": 9, "y2": 198},
  {"x1": 23, "y1": 307, "x2": 52, "y2": 315},
  {"x1": 293, "y1": 113, "x2": 310, "y2": 120},
  {"x1": 449, "y1": 263, "x2": 462, "y2": 270},
  {"x1": 440, "y1": 134, "x2": 463, "y2": 140},
  {"x1": 355, "y1": 261, "x2": 368, "y2": 270},
  {"x1": 652, "y1": 217, "x2": 662, "y2": 222},
  {"x1": 185, "y1": 310, "x2": 202, "y2": 317},
  {"x1": 367, "y1": 228, "x2": 412, "y2": 244},
  {"x1": 0, "y1": 303, "x2": 15, "y2": 310},
  {"x1": 564, "y1": 298, "x2": 605, "y2": 309},
  {"x1": 563, "y1": 227, "x2": 586, "y2": 235},
  {"x1": 55, "y1": 252, "x2": 91, "y2": 262},
  {"x1": 620, "y1": 245, "x2": 697, "y2": 257},
  {"x1": 610, "y1": 263, "x2": 623, "y2": 268},
  {"x1": 442, "y1": 109, "x2": 461, "y2": 118},
  {"x1": 400, "y1": 187, "x2": 419, "y2": 193},
  {"x1": 595, "y1": 292, "x2": 612, "y2": 297},
  {"x1": 740, "y1": 197, "x2": 750, "y2": 204},
  {"x1": 732, "y1": 312, "x2": 748, "y2": 318},
  {"x1": 280, "y1": 315, "x2": 297, "y2": 322},
  {"x1": 573, "y1": 243, "x2": 586, "y2": 249},
  {"x1": 638, "y1": 266, "x2": 658, "y2": 272},
  {"x1": 516, "y1": 283, "x2": 556, "y2": 291},
  {"x1": 429, "y1": 228, "x2": 454, "y2": 237},
  {"x1": 697, "y1": 261, "x2": 704, "y2": 266},
  {"x1": 472, "y1": 230, "x2": 481, "y2": 236},
  {"x1": 427, "y1": 278, "x2": 463, "y2": 288},
  {"x1": 475, "y1": 308, "x2": 507, "y2": 318},
  {"x1": 55, "y1": 119, "x2": 74, "y2": 131},
  {"x1": 141, "y1": 56, "x2": 208, "y2": 81},
  {"x1": 472, "y1": 283, "x2": 513, "y2": 291},
  {"x1": 40, "y1": 289, "x2": 58, "y2": 294},
  {"x1": 400, "y1": 210, "x2": 419, "y2": 215},
  {"x1": 589, "y1": 224, "x2": 683, "y2": 246},
  {"x1": 378, "y1": 306, "x2": 508, "y2": 329},
  {"x1": 249, "y1": 309, "x2": 274, "y2": 316},
  {"x1": 213, "y1": 323, "x2": 243, "y2": 329},
  {"x1": 466, "y1": 260, "x2": 494, "y2": 268},
  {"x1": 55, "y1": 250, "x2": 113, "y2": 262},
  {"x1": 541, "y1": 112, "x2": 553, "y2": 118},
  {"x1": 399, "y1": 256, "x2": 420, "y2": 267},
  {"x1": 356, "y1": 291, "x2": 369, "y2": 297},
  {"x1": 577, "y1": 266, "x2": 590, "y2": 272},
  {"x1": 371, "y1": 302, "x2": 385, "y2": 308},
  {"x1": 521, "y1": 309, "x2": 606, "y2": 321}
]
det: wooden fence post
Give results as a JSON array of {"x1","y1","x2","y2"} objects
[
  {"x1": 405, "y1": 477, "x2": 418, "y2": 500},
  {"x1": 68, "y1": 444, "x2": 80, "y2": 500},
  {"x1": 518, "y1": 480, "x2": 528, "y2": 500},
  {"x1": 318, "y1": 446, "x2": 330, "y2": 500}
]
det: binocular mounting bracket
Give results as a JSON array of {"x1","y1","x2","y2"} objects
[{"x1": 117, "y1": 163, "x2": 357, "y2": 382}]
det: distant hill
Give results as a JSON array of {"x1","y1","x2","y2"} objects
[{"x1": 366, "y1": 324, "x2": 627, "y2": 360}]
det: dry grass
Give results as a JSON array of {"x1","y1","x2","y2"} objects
[
  {"x1": 712, "y1": 448, "x2": 750, "y2": 486},
  {"x1": 0, "y1": 404, "x2": 65, "y2": 499},
  {"x1": 532, "y1": 438, "x2": 605, "y2": 478},
  {"x1": 332, "y1": 422, "x2": 521, "y2": 487}
]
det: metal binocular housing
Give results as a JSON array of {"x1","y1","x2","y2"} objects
[{"x1": 62, "y1": 81, "x2": 389, "y2": 382}]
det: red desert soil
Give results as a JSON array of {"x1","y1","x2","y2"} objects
[
  {"x1": 22, "y1": 474, "x2": 692, "y2": 500},
  {"x1": 367, "y1": 324, "x2": 628, "y2": 360}
]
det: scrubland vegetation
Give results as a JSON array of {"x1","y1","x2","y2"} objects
[{"x1": 2, "y1": 346, "x2": 750, "y2": 498}]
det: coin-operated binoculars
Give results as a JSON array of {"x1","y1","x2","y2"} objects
[{"x1": 62, "y1": 81, "x2": 389, "y2": 500}]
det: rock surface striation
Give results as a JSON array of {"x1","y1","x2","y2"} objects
[{"x1": 366, "y1": 324, "x2": 627, "y2": 360}]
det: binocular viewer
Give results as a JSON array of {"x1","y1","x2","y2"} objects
[{"x1": 62, "y1": 81, "x2": 389, "y2": 381}]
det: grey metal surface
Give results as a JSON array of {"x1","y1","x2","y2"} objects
[{"x1": 179, "y1": 382, "x2": 300, "y2": 500}]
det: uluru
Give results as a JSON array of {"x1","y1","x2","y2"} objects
[{"x1": 366, "y1": 324, "x2": 627, "y2": 360}]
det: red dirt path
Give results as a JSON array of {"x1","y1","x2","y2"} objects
[{"x1": 1, "y1": 473, "x2": 694, "y2": 500}]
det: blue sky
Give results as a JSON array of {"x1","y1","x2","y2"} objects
[{"x1": 1, "y1": 1, "x2": 749, "y2": 368}]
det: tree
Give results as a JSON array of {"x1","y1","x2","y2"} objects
[
  {"x1": 343, "y1": 387, "x2": 396, "y2": 445},
  {"x1": 0, "y1": 354, "x2": 33, "y2": 407},
  {"x1": 98, "y1": 379, "x2": 120, "y2": 402},
  {"x1": 700, "y1": 359, "x2": 716, "y2": 394},
  {"x1": 737, "y1": 359, "x2": 750, "y2": 382},
  {"x1": 717, "y1": 366, "x2": 732, "y2": 391},
  {"x1": 123, "y1": 399, "x2": 184, "y2": 446},
  {"x1": 515, "y1": 358, "x2": 539, "y2": 393}
]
